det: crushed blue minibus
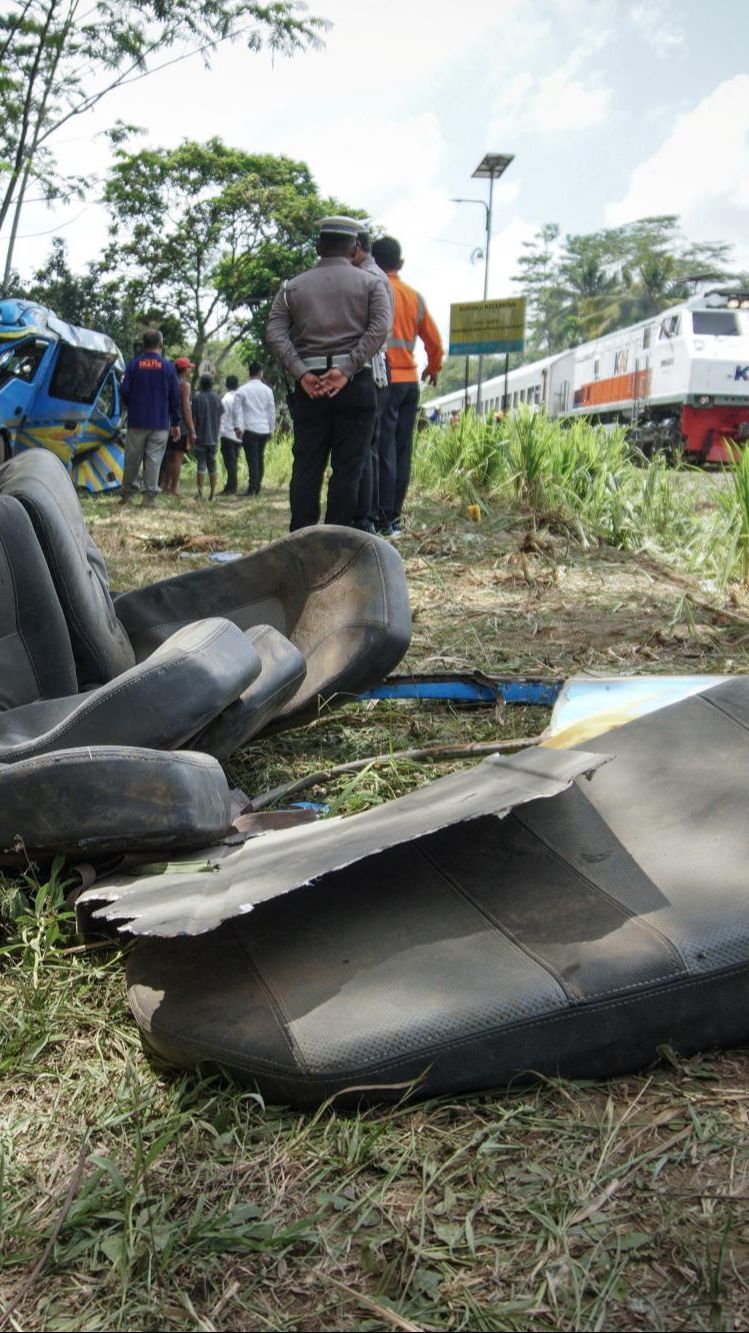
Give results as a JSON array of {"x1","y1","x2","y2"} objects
[{"x1": 0, "y1": 298, "x2": 124, "y2": 492}]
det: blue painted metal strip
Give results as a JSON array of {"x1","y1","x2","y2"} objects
[{"x1": 359, "y1": 678, "x2": 562, "y2": 707}]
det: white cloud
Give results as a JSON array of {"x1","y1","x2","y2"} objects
[
  {"x1": 489, "y1": 44, "x2": 612, "y2": 137},
  {"x1": 606, "y1": 76, "x2": 749, "y2": 267},
  {"x1": 630, "y1": 0, "x2": 685, "y2": 57}
]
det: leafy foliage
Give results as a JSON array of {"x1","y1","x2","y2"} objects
[
  {"x1": 513, "y1": 216, "x2": 736, "y2": 357},
  {"x1": 102, "y1": 138, "x2": 365, "y2": 373},
  {"x1": 0, "y1": 0, "x2": 325, "y2": 286},
  {"x1": 23, "y1": 236, "x2": 166, "y2": 356}
]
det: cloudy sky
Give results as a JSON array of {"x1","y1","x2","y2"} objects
[{"x1": 8, "y1": 0, "x2": 749, "y2": 343}]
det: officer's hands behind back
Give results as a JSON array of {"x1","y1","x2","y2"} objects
[{"x1": 300, "y1": 370, "x2": 350, "y2": 399}]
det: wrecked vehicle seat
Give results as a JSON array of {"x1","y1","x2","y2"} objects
[
  {"x1": 115, "y1": 524, "x2": 412, "y2": 733},
  {"x1": 185, "y1": 624, "x2": 307, "y2": 761},
  {"x1": 0, "y1": 746, "x2": 233, "y2": 857},
  {"x1": 111, "y1": 678, "x2": 749, "y2": 1106},
  {"x1": 0, "y1": 452, "x2": 411, "y2": 751},
  {"x1": 0, "y1": 493, "x2": 79, "y2": 707},
  {"x1": 0, "y1": 451, "x2": 310, "y2": 758},
  {"x1": 0, "y1": 450, "x2": 135, "y2": 687},
  {"x1": 0, "y1": 618, "x2": 262, "y2": 762}
]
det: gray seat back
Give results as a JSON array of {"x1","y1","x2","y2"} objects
[
  {"x1": 115, "y1": 526, "x2": 411, "y2": 730},
  {"x1": 0, "y1": 494, "x2": 77, "y2": 708},
  {"x1": 0, "y1": 452, "x2": 135, "y2": 687}
]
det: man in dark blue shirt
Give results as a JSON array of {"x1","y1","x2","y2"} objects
[{"x1": 120, "y1": 328, "x2": 181, "y2": 506}]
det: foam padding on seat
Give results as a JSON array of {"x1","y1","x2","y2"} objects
[
  {"x1": 186, "y1": 625, "x2": 307, "y2": 760},
  {"x1": 115, "y1": 526, "x2": 411, "y2": 731},
  {"x1": 0, "y1": 746, "x2": 231, "y2": 856},
  {"x1": 124, "y1": 679, "x2": 749, "y2": 1105},
  {"x1": 0, "y1": 451, "x2": 135, "y2": 686}
]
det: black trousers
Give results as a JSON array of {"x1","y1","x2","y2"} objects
[
  {"x1": 242, "y1": 430, "x2": 270, "y2": 494},
  {"x1": 354, "y1": 382, "x2": 389, "y2": 526},
  {"x1": 289, "y1": 371, "x2": 376, "y2": 531},
  {"x1": 220, "y1": 436, "x2": 240, "y2": 491},
  {"x1": 378, "y1": 380, "x2": 420, "y2": 523}
]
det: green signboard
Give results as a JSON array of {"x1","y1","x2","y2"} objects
[{"x1": 449, "y1": 297, "x2": 526, "y2": 356}]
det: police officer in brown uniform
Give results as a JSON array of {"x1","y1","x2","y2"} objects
[{"x1": 266, "y1": 216, "x2": 391, "y2": 531}]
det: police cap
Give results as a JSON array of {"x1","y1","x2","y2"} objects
[{"x1": 318, "y1": 215, "x2": 362, "y2": 238}]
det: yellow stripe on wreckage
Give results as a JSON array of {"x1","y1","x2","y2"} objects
[{"x1": 15, "y1": 424, "x2": 124, "y2": 493}]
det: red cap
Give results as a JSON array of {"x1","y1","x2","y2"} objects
[{"x1": 174, "y1": 356, "x2": 196, "y2": 370}]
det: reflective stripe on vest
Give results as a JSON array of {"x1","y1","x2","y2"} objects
[{"x1": 388, "y1": 335, "x2": 417, "y2": 351}]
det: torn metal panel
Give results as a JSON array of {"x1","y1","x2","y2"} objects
[
  {"x1": 78, "y1": 746, "x2": 609, "y2": 939},
  {"x1": 545, "y1": 673, "x2": 734, "y2": 748}
]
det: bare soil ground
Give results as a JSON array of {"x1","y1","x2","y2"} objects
[{"x1": 2, "y1": 478, "x2": 749, "y2": 1332}]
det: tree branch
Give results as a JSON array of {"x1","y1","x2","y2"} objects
[{"x1": 247, "y1": 736, "x2": 545, "y2": 811}]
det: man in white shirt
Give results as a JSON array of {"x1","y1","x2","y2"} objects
[
  {"x1": 234, "y1": 362, "x2": 276, "y2": 496},
  {"x1": 219, "y1": 374, "x2": 241, "y2": 495}
]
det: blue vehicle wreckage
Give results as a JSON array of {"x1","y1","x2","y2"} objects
[{"x1": 0, "y1": 298, "x2": 124, "y2": 491}]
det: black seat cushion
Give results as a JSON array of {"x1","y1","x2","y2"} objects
[
  {"x1": 0, "y1": 451, "x2": 135, "y2": 687},
  {"x1": 186, "y1": 625, "x2": 307, "y2": 760},
  {"x1": 126, "y1": 679, "x2": 749, "y2": 1106},
  {"x1": 0, "y1": 494, "x2": 77, "y2": 708},
  {"x1": 115, "y1": 526, "x2": 411, "y2": 732},
  {"x1": 0, "y1": 618, "x2": 261, "y2": 761},
  {"x1": 0, "y1": 746, "x2": 232, "y2": 857}
]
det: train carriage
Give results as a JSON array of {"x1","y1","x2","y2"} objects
[{"x1": 428, "y1": 290, "x2": 749, "y2": 462}]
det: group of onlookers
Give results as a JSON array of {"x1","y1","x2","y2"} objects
[
  {"x1": 118, "y1": 333, "x2": 276, "y2": 506},
  {"x1": 266, "y1": 219, "x2": 442, "y2": 538},
  {"x1": 119, "y1": 219, "x2": 443, "y2": 533}
]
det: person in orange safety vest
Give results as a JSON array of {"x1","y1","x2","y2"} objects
[{"x1": 371, "y1": 236, "x2": 443, "y2": 537}]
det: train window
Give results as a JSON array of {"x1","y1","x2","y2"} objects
[
  {"x1": 643, "y1": 327, "x2": 652, "y2": 349},
  {"x1": 0, "y1": 337, "x2": 48, "y2": 387},
  {"x1": 614, "y1": 350, "x2": 629, "y2": 373},
  {"x1": 593, "y1": 359, "x2": 600, "y2": 380},
  {"x1": 49, "y1": 345, "x2": 115, "y2": 404},
  {"x1": 659, "y1": 316, "x2": 680, "y2": 340},
  {"x1": 512, "y1": 391, "x2": 518, "y2": 407},
  {"x1": 691, "y1": 310, "x2": 741, "y2": 336}
]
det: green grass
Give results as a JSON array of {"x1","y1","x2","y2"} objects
[
  {"x1": 3, "y1": 456, "x2": 749, "y2": 1330},
  {"x1": 411, "y1": 412, "x2": 749, "y2": 587}
]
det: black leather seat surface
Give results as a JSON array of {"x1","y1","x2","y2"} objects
[
  {"x1": 0, "y1": 451, "x2": 135, "y2": 687},
  {"x1": 127, "y1": 679, "x2": 749, "y2": 1106},
  {"x1": 0, "y1": 494, "x2": 78, "y2": 708},
  {"x1": 115, "y1": 525, "x2": 412, "y2": 732},
  {"x1": 0, "y1": 618, "x2": 261, "y2": 762},
  {"x1": 0, "y1": 746, "x2": 232, "y2": 856},
  {"x1": 186, "y1": 624, "x2": 307, "y2": 761}
]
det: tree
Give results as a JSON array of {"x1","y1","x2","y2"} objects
[
  {"x1": 102, "y1": 138, "x2": 365, "y2": 372},
  {"x1": 0, "y1": 0, "x2": 325, "y2": 288},
  {"x1": 25, "y1": 234, "x2": 168, "y2": 355},
  {"x1": 512, "y1": 216, "x2": 737, "y2": 358},
  {"x1": 511, "y1": 224, "x2": 570, "y2": 356}
]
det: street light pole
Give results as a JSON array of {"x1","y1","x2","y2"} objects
[
  {"x1": 453, "y1": 153, "x2": 514, "y2": 416},
  {"x1": 471, "y1": 153, "x2": 513, "y2": 416}
]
